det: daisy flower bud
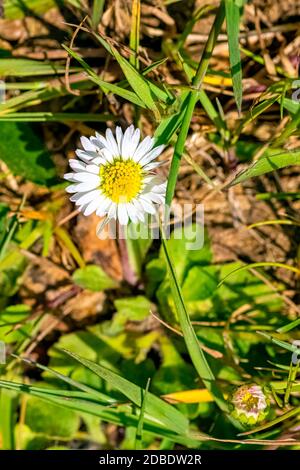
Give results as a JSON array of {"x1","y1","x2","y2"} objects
[
  {"x1": 64, "y1": 125, "x2": 166, "y2": 228},
  {"x1": 229, "y1": 384, "x2": 269, "y2": 426}
]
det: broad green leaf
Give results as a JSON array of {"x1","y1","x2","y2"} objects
[
  {"x1": 160, "y1": 224, "x2": 211, "y2": 284},
  {"x1": 182, "y1": 266, "x2": 218, "y2": 301},
  {"x1": 114, "y1": 296, "x2": 151, "y2": 322},
  {"x1": 225, "y1": 0, "x2": 244, "y2": 112},
  {"x1": 4, "y1": 0, "x2": 55, "y2": 19},
  {"x1": 0, "y1": 305, "x2": 32, "y2": 343},
  {"x1": 0, "y1": 122, "x2": 58, "y2": 186},
  {"x1": 72, "y1": 265, "x2": 118, "y2": 292},
  {"x1": 25, "y1": 395, "x2": 80, "y2": 438},
  {"x1": 228, "y1": 149, "x2": 300, "y2": 186}
]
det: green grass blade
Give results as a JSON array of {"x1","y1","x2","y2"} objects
[
  {"x1": 61, "y1": 349, "x2": 190, "y2": 436},
  {"x1": 11, "y1": 354, "x2": 115, "y2": 403},
  {"x1": 228, "y1": 149, "x2": 300, "y2": 186},
  {"x1": 277, "y1": 318, "x2": 300, "y2": 334},
  {"x1": 284, "y1": 360, "x2": 299, "y2": 406},
  {"x1": 130, "y1": 0, "x2": 141, "y2": 69},
  {"x1": 272, "y1": 107, "x2": 300, "y2": 147},
  {"x1": 91, "y1": 0, "x2": 105, "y2": 30},
  {"x1": 135, "y1": 378, "x2": 150, "y2": 450},
  {"x1": 239, "y1": 406, "x2": 300, "y2": 436},
  {"x1": 256, "y1": 331, "x2": 300, "y2": 354},
  {"x1": 0, "y1": 389, "x2": 16, "y2": 449},
  {"x1": 160, "y1": 231, "x2": 228, "y2": 412},
  {"x1": 165, "y1": 1, "x2": 225, "y2": 206},
  {"x1": 62, "y1": 45, "x2": 146, "y2": 107},
  {"x1": 0, "y1": 112, "x2": 115, "y2": 122},
  {"x1": 225, "y1": 0, "x2": 244, "y2": 112},
  {"x1": 0, "y1": 380, "x2": 199, "y2": 447},
  {"x1": 218, "y1": 262, "x2": 300, "y2": 286},
  {"x1": 232, "y1": 95, "x2": 278, "y2": 144},
  {"x1": 0, "y1": 58, "x2": 78, "y2": 77},
  {"x1": 97, "y1": 42, "x2": 160, "y2": 116},
  {"x1": 0, "y1": 380, "x2": 114, "y2": 405},
  {"x1": 154, "y1": 91, "x2": 190, "y2": 145}
]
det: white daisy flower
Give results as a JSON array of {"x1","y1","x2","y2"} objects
[
  {"x1": 64, "y1": 125, "x2": 166, "y2": 227},
  {"x1": 229, "y1": 384, "x2": 269, "y2": 426}
]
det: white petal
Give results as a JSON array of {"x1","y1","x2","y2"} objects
[
  {"x1": 151, "y1": 183, "x2": 167, "y2": 194},
  {"x1": 117, "y1": 204, "x2": 129, "y2": 225},
  {"x1": 77, "y1": 203, "x2": 89, "y2": 213},
  {"x1": 70, "y1": 192, "x2": 89, "y2": 202},
  {"x1": 121, "y1": 125, "x2": 135, "y2": 160},
  {"x1": 142, "y1": 192, "x2": 164, "y2": 204},
  {"x1": 139, "y1": 197, "x2": 156, "y2": 214},
  {"x1": 83, "y1": 197, "x2": 102, "y2": 216},
  {"x1": 129, "y1": 128, "x2": 141, "y2": 156},
  {"x1": 66, "y1": 181, "x2": 99, "y2": 192},
  {"x1": 96, "y1": 198, "x2": 112, "y2": 216},
  {"x1": 107, "y1": 202, "x2": 117, "y2": 220},
  {"x1": 74, "y1": 189, "x2": 101, "y2": 206},
  {"x1": 143, "y1": 161, "x2": 164, "y2": 171},
  {"x1": 64, "y1": 172, "x2": 77, "y2": 182},
  {"x1": 90, "y1": 136, "x2": 105, "y2": 151},
  {"x1": 92, "y1": 156, "x2": 107, "y2": 165},
  {"x1": 101, "y1": 148, "x2": 114, "y2": 163},
  {"x1": 144, "y1": 175, "x2": 166, "y2": 190},
  {"x1": 116, "y1": 126, "x2": 123, "y2": 153},
  {"x1": 133, "y1": 136, "x2": 154, "y2": 161},
  {"x1": 69, "y1": 159, "x2": 86, "y2": 172},
  {"x1": 139, "y1": 145, "x2": 165, "y2": 167},
  {"x1": 93, "y1": 132, "x2": 109, "y2": 149},
  {"x1": 96, "y1": 217, "x2": 110, "y2": 236},
  {"x1": 126, "y1": 203, "x2": 139, "y2": 223},
  {"x1": 80, "y1": 136, "x2": 96, "y2": 152},
  {"x1": 85, "y1": 164, "x2": 100, "y2": 174},
  {"x1": 66, "y1": 184, "x2": 80, "y2": 193},
  {"x1": 75, "y1": 149, "x2": 98, "y2": 163},
  {"x1": 106, "y1": 128, "x2": 119, "y2": 156},
  {"x1": 70, "y1": 172, "x2": 100, "y2": 184},
  {"x1": 131, "y1": 199, "x2": 145, "y2": 222}
]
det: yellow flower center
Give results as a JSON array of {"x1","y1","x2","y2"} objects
[
  {"x1": 242, "y1": 392, "x2": 259, "y2": 411},
  {"x1": 100, "y1": 159, "x2": 143, "y2": 203}
]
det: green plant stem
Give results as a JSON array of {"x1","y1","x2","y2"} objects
[{"x1": 165, "y1": 2, "x2": 225, "y2": 206}]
